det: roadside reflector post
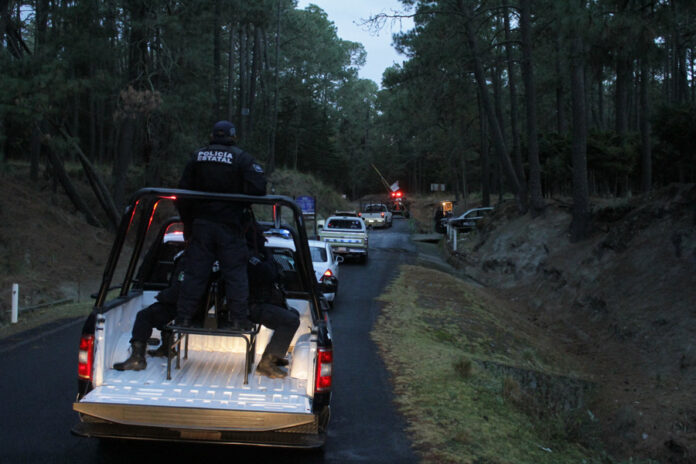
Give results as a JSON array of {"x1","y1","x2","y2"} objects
[
  {"x1": 453, "y1": 229, "x2": 458, "y2": 252},
  {"x1": 11, "y1": 283, "x2": 19, "y2": 324}
]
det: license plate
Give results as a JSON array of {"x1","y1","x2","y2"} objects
[{"x1": 336, "y1": 247, "x2": 347, "y2": 253}]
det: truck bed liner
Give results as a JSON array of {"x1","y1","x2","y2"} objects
[{"x1": 81, "y1": 350, "x2": 310, "y2": 413}]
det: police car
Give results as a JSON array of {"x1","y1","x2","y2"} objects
[
  {"x1": 73, "y1": 190, "x2": 333, "y2": 448},
  {"x1": 263, "y1": 229, "x2": 342, "y2": 307}
]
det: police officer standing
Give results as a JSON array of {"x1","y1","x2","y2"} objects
[{"x1": 175, "y1": 121, "x2": 266, "y2": 330}]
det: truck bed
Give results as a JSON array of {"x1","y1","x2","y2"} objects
[
  {"x1": 81, "y1": 349, "x2": 310, "y2": 413},
  {"x1": 76, "y1": 291, "x2": 317, "y2": 429}
]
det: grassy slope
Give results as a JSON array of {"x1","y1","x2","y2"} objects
[{"x1": 372, "y1": 265, "x2": 628, "y2": 464}]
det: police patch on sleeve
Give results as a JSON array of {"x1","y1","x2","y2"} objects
[{"x1": 252, "y1": 163, "x2": 264, "y2": 173}]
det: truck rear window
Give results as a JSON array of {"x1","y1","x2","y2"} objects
[{"x1": 327, "y1": 219, "x2": 362, "y2": 230}]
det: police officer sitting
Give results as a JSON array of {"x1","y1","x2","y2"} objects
[
  {"x1": 113, "y1": 251, "x2": 186, "y2": 371},
  {"x1": 175, "y1": 121, "x2": 266, "y2": 331},
  {"x1": 245, "y1": 224, "x2": 300, "y2": 379}
]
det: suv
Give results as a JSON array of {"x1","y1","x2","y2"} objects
[{"x1": 72, "y1": 188, "x2": 332, "y2": 448}]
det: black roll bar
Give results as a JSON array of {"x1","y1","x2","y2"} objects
[{"x1": 93, "y1": 188, "x2": 323, "y2": 322}]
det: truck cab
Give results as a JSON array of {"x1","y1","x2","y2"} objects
[{"x1": 72, "y1": 188, "x2": 332, "y2": 447}]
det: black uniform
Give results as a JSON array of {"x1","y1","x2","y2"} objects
[
  {"x1": 176, "y1": 141, "x2": 266, "y2": 324},
  {"x1": 130, "y1": 252, "x2": 185, "y2": 344},
  {"x1": 246, "y1": 227, "x2": 300, "y2": 360}
]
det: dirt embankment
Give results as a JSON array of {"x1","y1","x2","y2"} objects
[
  {"x1": 0, "y1": 170, "x2": 110, "y2": 324},
  {"x1": 412, "y1": 185, "x2": 696, "y2": 462}
]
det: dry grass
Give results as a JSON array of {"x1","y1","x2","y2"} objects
[
  {"x1": 0, "y1": 301, "x2": 92, "y2": 338},
  {"x1": 371, "y1": 264, "x2": 635, "y2": 464}
]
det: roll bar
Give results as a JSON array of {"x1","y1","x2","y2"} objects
[{"x1": 94, "y1": 188, "x2": 323, "y2": 321}]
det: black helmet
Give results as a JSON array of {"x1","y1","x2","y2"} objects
[{"x1": 211, "y1": 120, "x2": 237, "y2": 144}]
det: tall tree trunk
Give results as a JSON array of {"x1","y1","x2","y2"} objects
[
  {"x1": 520, "y1": 0, "x2": 544, "y2": 214},
  {"x1": 213, "y1": 0, "x2": 221, "y2": 118},
  {"x1": 555, "y1": 31, "x2": 567, "y2": 134},
  {"x1": 58, "y1": 126, "x2": 120, "y2": 228},
  {"x1": 596, "y1": 70, "x2": 605, "y2": 130},
  {"x1": 45, "y1": 144, "x2": 100, "y2": 227},
  {"x1": 569, "y1": 31, "x2": 590, "y2": 242},
  {"x1": 460, "y1": 2, "x2": 521, "y2": 210},
  {"x1": 504, "y1": 5, "x2": 525, "y2": 198},
  {"x1": 268, "y1": 0, "x2": 281, "y2": 174},
  {"x1": 113, "y1": 116, "x2": 136, "y2": 209},
  {"x1": 248, "y1": 24, "x2": 263, "y2": 134},
  {"x1": 615, "y1": 55, "x2": 630, "y2": 136},
  {"x1": 113, "y1": 0, "x2": 148, "y2": 208},
  {"x1": 492, "y1": 56, "x2": 508, "y2": 202},
  {"x1": 639, "y1": 58, "x2": 652, "y2": 192},
  {"x1": 227, "y1": 23, "x2": 237, "y2": 121},
  {"x1": 478, "y1": 93, "x2": 490, "y2": 207},
  {"x1": 29, "y1": 0, "x2": 49, "y2": 181},
  {"x1": 238, "y1": 23, "x2": 248, "y2": 140}
]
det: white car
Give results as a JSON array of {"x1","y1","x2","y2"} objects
[
  {"x1": 264, "y1": 232, "x2": 342, "y2": 307},
  {"x1": 309, "y1": 239, "x2": 342, "y2": 307}
]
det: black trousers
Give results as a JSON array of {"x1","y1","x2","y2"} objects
[
  {"x1": 250, "y1": 303, "x2": 300, "y2": 358},
  {"x1": 130, "y1": 301, "x2": 177, "y2": 343},
  {"x1": 177, "y1": 219, "x2": 249, "y2": 321}
]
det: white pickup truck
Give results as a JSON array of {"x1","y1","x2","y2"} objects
[
  {"x1": 318, "y1": 216, "x2": 369, "y2": 263},
  {"x1": 72, "y1": 189, "x2": 333, "y2": 448},
  {"x1": 359, "y1": 203, "x2": 392, "y2": 228}
]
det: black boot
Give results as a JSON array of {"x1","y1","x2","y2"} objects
[
  {"x1": 147, "y1": 330, "x2": 174, "y2": 358},
  {"x1": 113, "y1": 341, "x2": 147, "y2": 371},
  {"x1": 256, "y1": 352, "x2": 287, "y2": 379}
]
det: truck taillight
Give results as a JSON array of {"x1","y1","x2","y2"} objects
[
  {"x1": 381, "y1": 212, "x2": 385, "y2": 217},
  {"x1": 315, "y1": 348, "x2": 333, "y2": 393},
  {"x1": 78, "y1": 335, "x2": 95, "y2": 381}
]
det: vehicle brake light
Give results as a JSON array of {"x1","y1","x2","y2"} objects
[
  {"x1": 357, "y1": 212, "x2": 361, "y2": 217},
  {"x1": 322, "y1": 269, "x2": 333, "y2": 279},
  {"x1": 381, "y1": 212, "x2": 385, "y2": 217},
  {"x1": 315, "y1": 348, "x2": 333, "y2": 393},
  {"x1": 78, "y1": 335, "x2": 95, "y2": 381}
]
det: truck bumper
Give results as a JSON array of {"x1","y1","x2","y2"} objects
[
  {"x1": 329, "y1": 246, "x2": 366, "y2": 258},
  {"x1": 72, "y1": 404, "x2": 328, "y2": 448},
  {"x1": 364, "y1": 219, "x2": 386, "y2": 227}
]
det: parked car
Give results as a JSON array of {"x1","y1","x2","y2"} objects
[
  {"x1": 318, "y1": 216, "x2": 369, "y2": 263},
  {"x1": 309, "y1": 240, "x2": 342, "y2": 307},
  {"x1": 442, "y1": 206, "x2": 494, "y2": 231},
  {"x1": 263, "y1": 231, "x2": 342, "y2": 307},
  {"x1": 72, "y1": 189, "x2": 332, "y2": 448}
]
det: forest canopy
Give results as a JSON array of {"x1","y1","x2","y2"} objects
[{"x1": 1, "y1": 0, "x2": 695, "y2": 239}]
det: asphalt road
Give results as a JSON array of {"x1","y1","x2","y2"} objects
[{"x1": 0, "y1": 218, "x2": 420, "y2": 464}]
